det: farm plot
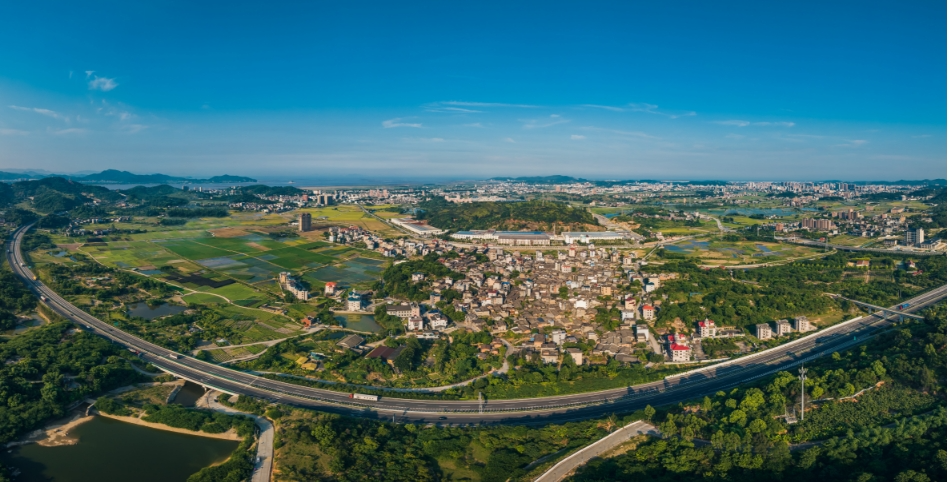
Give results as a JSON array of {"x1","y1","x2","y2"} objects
[
  {"x1": 264, "y1": 247, "x2": 336, "y2": 269},
  {"x1": 161, "y1": 240, "x2": 235, "y2": 260}
]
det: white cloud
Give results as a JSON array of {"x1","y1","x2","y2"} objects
[
  {"x1": 715, "y1": 120, "x2": 795, "y2": 127},
  {"x1": 912, "y1": 134, "x2": 931, "y2": 138},
  {"x1": 834, "y1": 139, "x2": 868, "y2": 148},
  {"x1": 581, "y1": 104, "x2": 625, "y2": 112},
  {"x1": 464, "y1": 123, "x2": 484, "y2": 128},
  {"x1": 504, "y1": 137, "x2": 516, "y2": 143},
  {"x1": 570, "y1": 135, "x2": 586, "y2": 140},
  {"x1": 713, "y1": 120, "x2": 795, "y2": 127},
  {"x1": 423, "y1": 104, "x2": 483, "y2": 113},
  {"x1": 580, "y1": 126, "x2": 658, "y2": 139},
  {"x1": 0, "y1": 128, "x2": 28, "y2": 136},
  {"x1": 583, "y1": 103, "x2": 695, "y2": 118},
  {"x1": 85, "y1": 70, "x2": 95, "y2": 78},
  {"x1": 88, "y1": 76, "x2": 118, "y2": 91},
  {"x1": 51, "y1": 128, "x2": 87, "y2": 135},
  {"x1": 628, "y1": 103, "x2": 696, "y2": 119},
  {"x1": 522, "y1": 117, "x2": 569, "y2": 129},
  {"x1": 9, "y1": 105, "x2": 68, "y2": 121},
  {"x1": 715, "y1": 120, "x2": 751, "y2": 127},
  {"x1": 382, "y1": 118, "x2": 422, "y2": 128},
  {"x1": 442, "y1": 101, "x2": 539, "y2": 108}
]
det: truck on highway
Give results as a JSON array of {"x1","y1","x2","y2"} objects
[
  {"x1": 39, "y1": 295, "x2": 47, "y2": 302},
  {"x1": 897, "y1": 302, "x2": 912, "y2": 310},
  {"x1": 350, "y1": 393, "x2": 379, "y2": 401},
  {"x1": 168, "y1": 353, "x2": 181, "y2": 360}
]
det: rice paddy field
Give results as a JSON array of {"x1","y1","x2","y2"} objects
[
  {"x1": 62, "y1": 216, "x2": 388, "y2": 301},
  {"x1": 27, "y1": 212, "x2": 391, "y2": 345}
]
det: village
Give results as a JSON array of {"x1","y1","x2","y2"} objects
[{"x1": 291, "y1": 224, "x2": 822, "y2": 374}]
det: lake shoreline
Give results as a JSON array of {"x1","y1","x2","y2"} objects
[
  {"x1": 95, "y1": 411, "x2": 244, "y2": 441},
  {"x1": 5, "y1": 410, "x2": 97, "y2": 449}
]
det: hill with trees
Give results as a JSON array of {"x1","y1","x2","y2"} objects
[{"x1": 416, "y1": 198, "x2": 600, "y2": 232}]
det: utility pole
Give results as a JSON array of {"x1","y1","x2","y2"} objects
[
  {"x1": 478, "y1": 391, "x2": 484, "y2": 415},
  {"x1": 798, "y1": 365, "x2": 807, "y2": 421}
]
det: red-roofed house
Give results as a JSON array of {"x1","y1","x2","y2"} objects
[
  {"x1": 669, "y1": 343, "x2": 691, "y2": 362},
  {"x1": 697, "y1": 318, "x2": 716, "y2": 338},
  {"x1": 641, "y1": 305, "x2": 655, "y2": 321},
  {"x1": 324, "y1": 282, "x2": 337, "y2": 296}
]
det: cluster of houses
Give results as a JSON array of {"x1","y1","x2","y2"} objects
[
  {"x1": 61, "y1": 216, "x2": 133, "y2": 236},
  {"x1": 329, "y1": 225, "x2": 450, "y2": 258}
]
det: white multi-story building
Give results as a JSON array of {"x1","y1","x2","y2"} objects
[
  {"x1": 774, "y1": 320, "x2": 792, "y2": 336},
  {"x1": 756, "y1": 323, "x2": 772, "y2": 340},
  {"x1": 793, "y1": 316, "x2": 814, "y2": 332},
  {"x1": 407, "y1": 316, "x2": 424, "y2": 331},
  {"x1": 279, "y1": 272, "x2": 309, "y2": 301},
  {"x1": 697, "y1": 318, "x2": 716, "y2": 338},
  {"x1": 670, "y1": 343, "x2": 691, "y2": 362},
  {"x1": 430, "y1": 314, "x2": 449, "y2": 331},
  {"x1": 347, "y1": 291, "x2": 365, "y2": 311}
]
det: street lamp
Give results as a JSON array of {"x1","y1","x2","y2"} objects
[{"x1": 798, "y1": 365, "x2": 807, "y2": 421}]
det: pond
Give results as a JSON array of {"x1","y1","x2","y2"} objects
[
  {"x1": 171, "y1": 381, "x2": 208, "y2": 407},
  {"x1": 0, "y1": 416, "x2": 238, "y2": 482},
  {"x1": 664, "y1": 240, "x2": 710, "y2": 253},
  {"x1": 126, "y1": 303, "x2": 187, "y2": 321},
  {"x1": 334, "y1": 314, "x2": 383, "y2": 333}
]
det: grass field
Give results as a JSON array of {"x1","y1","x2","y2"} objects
[
  {"x1": 301, "y1": 205, "x2": 402, "y2": 237},
  {"x1": 664, "y1": 238, "x2": 823, "y2": 265}
]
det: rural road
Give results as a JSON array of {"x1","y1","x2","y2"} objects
[{"x1": 534, "y1": 420, "x2": 658, "y2": 482}]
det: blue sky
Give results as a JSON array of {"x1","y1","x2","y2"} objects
[{"x1": 0, "y1": 1, "x2": 945, "y2": 181}]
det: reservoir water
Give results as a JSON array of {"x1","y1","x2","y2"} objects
[
  {"x1": 127, "y1": 303, "x2": 187, "y2": 320},
  {"x1": 334, "y1": 314, "x2": 383, "y2": 333},
  {"x1": 0, "y1": 417, "x2": 238, "y2": 482}
]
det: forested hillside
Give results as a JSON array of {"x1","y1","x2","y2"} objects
[
  {"x1": 416, "y1": 198, "x2": 599, "y2": 232},
  {"x1": 569, "y1": 305, "x2": 947, "y2": 482}
]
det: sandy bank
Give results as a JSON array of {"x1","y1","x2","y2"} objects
[{"x1": 96, "y1": 412, "x2": 244, "y2": 441}]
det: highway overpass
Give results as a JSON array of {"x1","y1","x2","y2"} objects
[{"x1": 6, "y1": 224, "x2": 946, "y2": 425}]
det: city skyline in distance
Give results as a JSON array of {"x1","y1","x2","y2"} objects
[{"x1": 0, "y1": 2, "x2": 945, "y2": 180}]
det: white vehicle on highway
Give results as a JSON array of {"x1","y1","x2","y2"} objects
[
  {"x1": 168, "y1": 353, "x2": 181, "y2": 360},
  {"x1": 350, "y1": 393, "x2": 379, "y2": 401}
]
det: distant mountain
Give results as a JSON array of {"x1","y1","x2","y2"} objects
[
  {"x1": 207, "y1": 174, "x2": 257, "y2": 183},
  {"x1": 76, "y1": 170, "x2": 257, "y2": 184},
  {"x1": 0, "y1": 169, "x2": 257, "y2": 184}
]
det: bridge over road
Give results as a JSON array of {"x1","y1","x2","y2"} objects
[{"x1": 831, "y1": 294, "x2": 925, "y2": 321}]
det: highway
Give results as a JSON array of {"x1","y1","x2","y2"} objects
[
  {"x1": 775, "y1": 236, "x2": 945, "y2": 256},
  {"x1": 6, "y1": 224, "x2": 946, "y2": 425}
]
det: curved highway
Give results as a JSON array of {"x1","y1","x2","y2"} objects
[{"x1": 6, "y1": 225, "x2": 946, "y2": 424}]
